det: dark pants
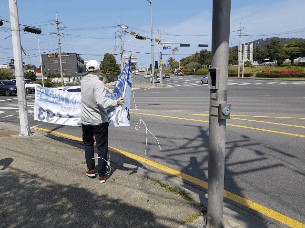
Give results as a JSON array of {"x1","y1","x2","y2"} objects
[{"x1": 82, "y1": 123, "x2": 108, "y2": 176}]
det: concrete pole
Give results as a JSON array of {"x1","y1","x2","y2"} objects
[
  {"x1": 159, "y1": 28, "x2": 163, "y2": 84},
  {"x1": 9, "y1": 0, "x2": 31, "y2": 136},
  {"x1": 207, "y1": 0, "x2": 231, "y2": 227},
  {"x1": 38, "y1": 39, "x2": 44, "y2": 87},
  {"x1": 148, "y1": 0, "x2": 155, "y2": 86},
  {"x1": 56, "y1": 14, "x2": 64, "y2": 86}
]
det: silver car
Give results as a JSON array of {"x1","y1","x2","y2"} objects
[{"x1": 200, "y1": 75, "x2": 208, "y2": 84}]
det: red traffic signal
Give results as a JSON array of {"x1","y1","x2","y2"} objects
[{"x1": 24, "y1": 26, "x2": 41, "y2": 34}]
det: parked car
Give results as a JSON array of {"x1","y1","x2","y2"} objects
[
  {"x1": 200, "y1": 75, "x2": 208, "y2": 84},
  {"x1": 63, "y1": 86, "x2": 81, "y2": 92},
  {"x1": 163, "y1": 74, "x2": 170, "y2": 79},
  {"x1": 11, "y1": 79, "x2": 41, "y2": 94},
  {"x1": 24, "y1": 79, "x2": 41, "y2": 94},
  {"x1": 144, "y1": 73, "x2": 151, "y2": 79},
  {"x1": 150, "y1": 75, "x2": 160, "y2": 83},
  {"x1": 0, "y1": 80, "x2": 17, "y2": 96}
]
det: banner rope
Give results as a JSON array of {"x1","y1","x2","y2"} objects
[{"x1": 132, "y1": 89, "x2": 162, "y2": 155}]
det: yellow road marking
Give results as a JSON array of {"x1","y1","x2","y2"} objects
[
  {"x1": 192, "y1": 113, "x2": 305, "y2": 120},
  {"x1": 34, "y1": 126, "x2": 305, "y2": 227},
  {"x1": 133, "y1": 112, "x2": 305, "y2": 138},
  {"x1": 231, "y1": 117, "x2": 305, "y2": 129}
]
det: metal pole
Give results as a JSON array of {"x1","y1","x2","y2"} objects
[
  {"x1": 9, "y1": 0, "x2": 31, "y2": 136},
  {"x1": 242, "y1": 44, "x2": 245, "y2": 78},
  {"x1": 148, "y1": 0, "x2": 155, "y2": 86},
  {"x1": 56, "y1": 13, "x2": 64, "y2": 86},
  {"x1": 159, "y1": 28, "x2": 163, "y2": 84},
  {"x1": 207, "y1": 0, "x2": 231, "y2": 227}
]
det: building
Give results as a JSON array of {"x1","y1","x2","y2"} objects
[{"x1": 41, "y1": 53, "x2": 86, "y2": 77}]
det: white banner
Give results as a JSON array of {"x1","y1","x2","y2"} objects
[
  {"x1": 34, "y1": 87, "x2": 81, "y2": 126},
  {"x1": 34, "y1": 58, "x2": 132, "y2": 127}
]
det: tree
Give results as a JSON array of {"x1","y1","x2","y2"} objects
[
  {"x1": 167, "y1": 57, "x2": 179, "y2": 70},
  {"x1": 197, "y1": 50, "x2": 211, "y2": 66},
  {"x1": 100, "y1": 53, "x2": 121, "y2": 83},
  {"x1": 24, "y1": 71, "x2": 36, "y2": 81},
  {"x1": 229, "y1": 47, "x2": 238, "y2": 65},
  {"x1": 265, "y1": 39, "x2": 288, "y2": 65},
  {"x1": 254, "y1": 47, "x2": 267, "y2": 62}
]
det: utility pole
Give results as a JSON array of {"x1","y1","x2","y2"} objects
[
  {"x1": 56, "y1": 13, "x2": 64, "y2": 86},
  {"x1": 119, "y1": 24, "x2": 128, "y2": 70},
  {"x1": 147, "y1": 0, "x2": 155, "y2": 86},
  {"x1": 158, "y1": 28, "x2": 163, "y2": 84},
  {"x1": 207, "y1": 0, "x2": 231, "y2": 227},
  {"x1": 38, "y1": 39, "x2": 44, "y2": 87},
  {"x1": 237, "y1": 24, "x2": 243, "y2": 78},
  {"x1": 9, "y1": 0, "x2": 31, "y2": 136}
]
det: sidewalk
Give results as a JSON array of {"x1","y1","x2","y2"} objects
[{"x1": 0, "y1": 122, "x2": 269, "y2": 228}]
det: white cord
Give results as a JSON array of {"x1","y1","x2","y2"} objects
[{"x1": 132, "y1": 90, "x2": 162, "y2": 155}]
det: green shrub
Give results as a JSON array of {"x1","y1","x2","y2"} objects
[
  {"x1": 196, "y1": 68, "x2": 209, "y2": 75},
  {"x1": 43, "y1": 80, "x2": 54, "y2": 87}
]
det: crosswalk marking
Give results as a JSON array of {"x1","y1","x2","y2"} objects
[{"x1": 166, "y1": 80, "x2": 304, "y2": 88}]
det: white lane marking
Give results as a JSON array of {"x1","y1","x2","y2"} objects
[
  {"x1": 0, "y1": 107, "x2": 19, "y2": 110},
  {"x1": 2, "y1": 115, "x2": 13, "y2": 118}
]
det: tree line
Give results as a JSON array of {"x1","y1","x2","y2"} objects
[{"x1": 167, "y1": 38, "x2": 305, "y2": 74}]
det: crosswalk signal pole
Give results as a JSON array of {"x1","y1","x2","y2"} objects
[
  {"x1": 207, "y1": 0, "x2": 231, "y2": 227},
  {"x1": 9, "y1": 0, "x2": 31, "y2": 136}
]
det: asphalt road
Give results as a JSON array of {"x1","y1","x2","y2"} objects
[{"x1": 1, "y1": 76, "x2": 305, "y2": 226}]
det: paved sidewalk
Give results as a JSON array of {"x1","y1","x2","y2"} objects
[{"x1": 0, "y1": 122, "x2": 269, "y2": 228}]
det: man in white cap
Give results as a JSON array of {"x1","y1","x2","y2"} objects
[{"x1": 80, "y1": 71, "x2": 124, "y2": 183}]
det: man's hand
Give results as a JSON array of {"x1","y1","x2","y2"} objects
[{"x1": 117, "y1": 97, "x2": 125, "y2": 106}]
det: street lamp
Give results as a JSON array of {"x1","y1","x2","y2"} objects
[{"x1": 147, "y1": 0, "x2": 155, "y2": 86}]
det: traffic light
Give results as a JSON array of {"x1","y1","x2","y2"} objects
[
  {"x1": 180, "y1": 43, "x2": 190, "y2": 47},
  {"x1": 198, "y1": 44, "x2": 208, "y2": 47},
  {"x1": 155, "y1": 38, "x2": 161, "y2": 43},
  {"x1": 0, "y1": 19, "x2": 3, "y2": 26},
  {"x1": 154, "y1": 61, "x2": 158, "y2": 69},
  {"x1": 135, "y1": 34, "x2": 146, "y2": 40},
  {"x1": 24, "y1": 26, "x2": 42, "y2": 34}
]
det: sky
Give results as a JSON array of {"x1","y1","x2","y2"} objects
[{"x1": 1, "y1": 0, "x2": 305, "y2": 68}]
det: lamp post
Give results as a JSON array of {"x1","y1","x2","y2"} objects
[{"x1": 147, "y1": 0, "x2": 154, "y2": 86}]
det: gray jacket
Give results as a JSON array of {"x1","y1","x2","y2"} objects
[{"x1": 80, "y1": 74, "x2": 118, "y2": 125}]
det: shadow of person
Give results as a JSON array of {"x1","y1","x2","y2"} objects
[
  {"x1": 0, "y1": 167, "x2": 170, "y2": 228},
  {"x1": 0, "y1": 158, "x2": 13, "y2": 170},
  {"x1": 181, "y1": 156, "x2": 208, "y2": 215}
]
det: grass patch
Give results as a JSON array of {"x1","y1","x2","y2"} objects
[
  {"x1": 148, "y1": 177, "x2": 193, "y2": 202},
  {"x1": 148, "y1": 177, "x2": 207, "y2": 225},
  {"x1": 182, "y1": 211, "x2": 202, "y2": 223}
]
